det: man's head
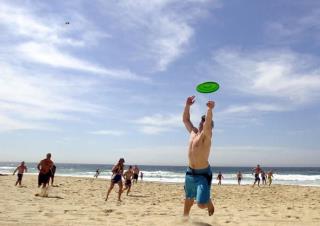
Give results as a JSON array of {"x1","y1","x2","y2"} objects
[
  {"x1": 21, "y1": 161, "x2": 25, "y2": 165},
  {"x1": 119, "y1": 158, "x2": 125, "y2": 164},
  {"x1": 198, "y1": 115, "x2": 214, "y2": 132},
  {"x1": 46, "y1": 153, "x2": 51, "y2": 159}
]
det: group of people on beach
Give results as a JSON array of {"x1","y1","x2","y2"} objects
[
  {"x1": 105, "y1": 159, "x2": 142, "y2": 202},
  {"x1": 9, "y1": 95, "x2": 272, "y2": 219},
  {"x1": 215, "y1": 167, "x2": 274, "y2": 186},
  {"x1": 13, "y1": 153, "x2": 56, "y2": 196},
  {"x1": 252, "y1": 164, "x2": 274, "y2": 187},
  {"x1": 12, "y1": 153, "x2": 143, "y2": 200}
]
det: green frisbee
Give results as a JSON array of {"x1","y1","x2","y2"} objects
[{"x1": 196, "y1": 81, "x2": 220, "y2": 93}]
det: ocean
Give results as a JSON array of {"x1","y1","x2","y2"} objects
[{"x1": 1, "y1": 162, "x2": 320, "y2": 186}]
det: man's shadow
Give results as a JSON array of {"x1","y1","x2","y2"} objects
[{"x1": 192, "y1": 222, "x2": 213, "y2": 226}]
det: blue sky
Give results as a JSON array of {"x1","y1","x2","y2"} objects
[{"x1": 0, "y1": 0, "x2": 319, "y2": 166}]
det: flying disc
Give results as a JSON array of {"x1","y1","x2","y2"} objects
[{"x1": 196, "y1": 81, "x2": 220, "y2": 93}]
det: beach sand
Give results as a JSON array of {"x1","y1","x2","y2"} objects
[{"x1": 0, "y1": 175, "x2": 319, "y2": 226}]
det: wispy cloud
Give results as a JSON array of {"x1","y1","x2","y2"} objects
[
  {"x1": 132, "y1": 113, "x2": 182, "y2": 134},
  {"x1": 266, "y1": 7, "x2": 320, "y2": 44},
  {"x1": 0, "y1": 62, "x2": 100, "y2": 132},
  {"x1": 212, "y1": 49, "x2": 320, "y2": 105},
  {"x1": 0, "y1": 1, "x2": 149, "y2": 132},
  {"x1": 99, "y1": 0, "x2": 214, "y2": 71}
]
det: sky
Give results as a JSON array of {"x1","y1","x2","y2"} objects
[{"x1": 0, "y1": 0, "x2": 320, "y2": 166}]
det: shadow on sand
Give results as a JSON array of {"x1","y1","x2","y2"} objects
[
  {"x1": 192, "y1": 222, "x2": 213, "y2": 226},
  {"x1": 128, "y1": 194, "x2": 150, "y2": 198}
]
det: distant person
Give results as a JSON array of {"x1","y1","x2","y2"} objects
[
  {"x1": 122, "y1": 166, "x2": 134, "y2": 196},
  {"x1": 105, "y1": 158, "x2": 125, "y2": 202},
  {"x1": 13, "y1": 161, "x2": 27, "y2": 186},
  {"x1": 94, "y1": 168, "x2": 100, "y2": 178},
  {"x1": 252, "y1": 164, "x2": 262, "y2": 187},
  {"x1": 236, "y1": 171, "x2": 243, "y2": 185},
  {"x1": 261, "y1": 170, "x2": 266, "y2": 185},
  {"x1": 140, "y1": 172, "x2": 143, "y2": 181},
  {"x1": 132, "y1": 165, "x2": 140, "y2": 184},
  {"x1": 183, "y1": 96, "x2": 215, "y2": 217},
  {"x1": 37, "y1": 153, "x2": 54, "y2": 197},
  {"x1": 217, "y1": 171, "x2": 224, "y2": 185},
  {"x1": 267, "y1": 170, "x2": 274, "y2": 186},
  {"x1": 50, "y1": 164, "x2": 56, "y2": 186}
]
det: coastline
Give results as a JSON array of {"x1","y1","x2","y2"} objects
[{"x1": 1, "y1": 175, "x2": 320, "y2": 226}]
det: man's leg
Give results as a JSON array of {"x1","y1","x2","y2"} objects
[
  {"x1": 117, "y1": 183, "x2": 123, "y2": 201},
  {"x1": 183, "y1": 198, "x2": 194, "y2": 216},
  {"x1": 127, "y1": 185, "x2": 131, "y2": 196},
  {"x1": 105, "y1": 183, "x2": 114, "y2": 201}
]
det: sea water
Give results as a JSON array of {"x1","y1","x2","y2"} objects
[{"x1": 1, "y1": 162, "x2": 320, "y2": 186}]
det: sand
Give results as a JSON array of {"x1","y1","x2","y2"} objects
[{"x1": 0, "y1": 175, "x2": 319, "y2": 226}]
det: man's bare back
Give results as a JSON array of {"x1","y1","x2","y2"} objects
[{"x1": 39, "y1": 159, "x2": 53, "y2": 174}]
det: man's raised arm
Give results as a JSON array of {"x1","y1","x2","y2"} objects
[
  {"x1": 203, "y1": 100, "x2": 215, "y2": 134},
  {"x1": 183, "y1": 96, "x2": 196, "y2": 133}
]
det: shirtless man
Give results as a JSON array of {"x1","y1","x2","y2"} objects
[
  {"x1": 252, "y1": 164, "x2": 262, "y2": 187},
  {"x1": 37, "y1": 153, "x2": 54, "y2": 196},
  {"x1": 105, "y1": 158, "x2": 125, "y2": 202},
  {"x1": 122, "y1": 165, "x2": 134, "y2": 196},
  {"x1": 132, "y1": 165, "x2": 139, "y2": 184},
  {"x1": 217, "y1": 171, "x2": 224, "y2": 185},
  {"x1": 183, "y1": 95, "x2": 215, "y2": 217},
  {"x1": 13, "y1": 161, "x2": 27, "y2": 186}
]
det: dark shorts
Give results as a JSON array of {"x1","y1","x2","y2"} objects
[
  {"x1": 255, "y1": 173, "x2": 260, "y2": 182},
  {"x1": 185, "y1": 166, "x2": 212, "y2": 204},
  {"x1": 38, "y1": 172, "x2": 51, "y2": 186},
  {"x1": 125, "y1": 179, "x2": 132, "y2": 187},
  {"x1": 17, "y1": 173, "x2": 23, "y2": 181},
  {"x1": 111, "y1": 174, "x2": 122, "y2": 184},
  {"x1": 133, "y1": 174, "x2": 138, "y2": 180}
]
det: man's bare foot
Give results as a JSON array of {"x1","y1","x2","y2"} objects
[
  {"x1": 118, "y1": 199, "x2": 122, "y2": 202},
  {"x1": 208, "y1": 200, "x2": 214, "y2": 216},
  {"x1": 105, "y1": 197, "x2": 108, "y2": 201}
]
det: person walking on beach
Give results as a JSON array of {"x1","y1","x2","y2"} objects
[
  {"x1": 261, "y1": 170, "x2": 267, "y2": 185},
  {"x1": 37, "y1": 153, "x2": 54, "y2": 197},
  {"x1": 140, "y1": 172, "x2": 143, "y2": 181},
  {"x1": 236, "y1": 171, "x2": 242, "y2": 185},
  {"x1": 252, "y1": 164, "x2": 262, "y2": 187},
  {"x1": 94, "y1": 168, "x2": 100, "y2": 178},
  {"x1": 183, "y1": 95, "x2": 215, "y2": 217},
  {"x1": 13, "y1": 161, "x2": 27, "y2": 186},
  {"x1": 105, "y1": 158, "x2": 125, "y2": 202},
  {"x1": 217, "y1": 171, "x2": 223, "y2": 185},
  {"x1": 122, "y1": 165, "x2": 134, "y2": 196},
  {"x1": 50, "y1": 164, "x2": 56, "y2": 186},
  {"x1": 132, "y1": 165, "x2": 140, "y2": 184},
  {"x1": 267, "y1": 170, "x2": 273, "y2": 186}
]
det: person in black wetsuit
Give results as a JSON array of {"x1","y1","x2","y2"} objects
[{"x1": 105, "y1": 158, "x2": 125, "y2": 202}]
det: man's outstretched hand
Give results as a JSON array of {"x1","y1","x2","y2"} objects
[
  {"x1": 186, "y1": 96, "x2": 195, "y2": 106},
  {"x1": 207, "y1": 101, "x2": 215, "y2": 109}
]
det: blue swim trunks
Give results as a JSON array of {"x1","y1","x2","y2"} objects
[{"x1": 185, "y1": 166, "x2": 212, "y2": 204}]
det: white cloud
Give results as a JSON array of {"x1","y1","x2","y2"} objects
[
  {"x1": 90, "y1": 130, "x2": 124, "y2": 136},
  {"x1": 0, "y1": 62, "x2": 101, "y2": 131},
  {"x1": 18, "y1": 42, "x2": 147, "y2": 81},
  {"x1": 212, "y1": 49, "x2": 320, "y2": 105},
  {"x1": 132, "y1": 113, "x2": 182, "y2": 134},
  {"x1": 99, "y1": 0, "x2": 213, "y2": 71}
]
